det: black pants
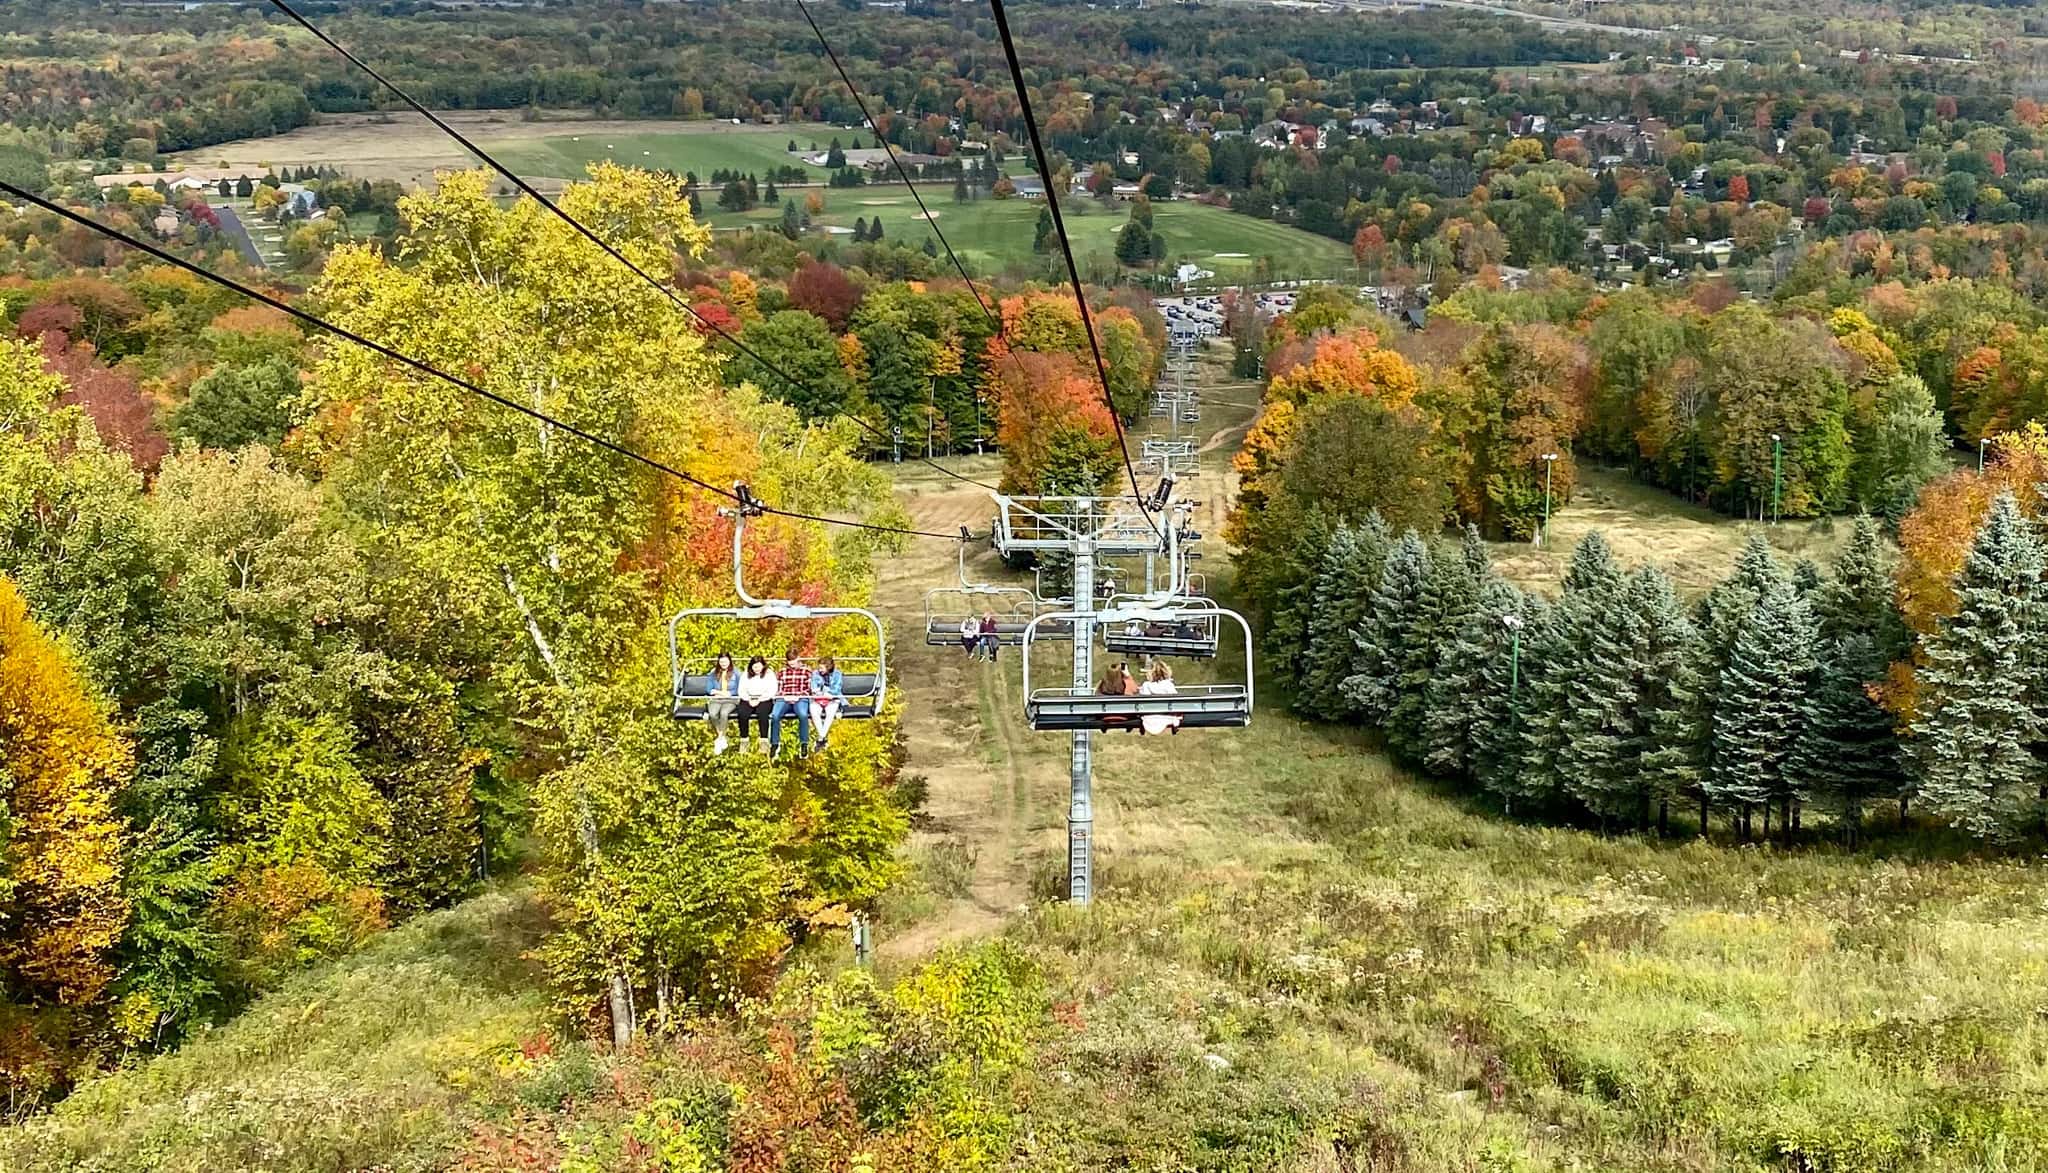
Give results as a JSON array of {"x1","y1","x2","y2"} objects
[{"x1": 735, "y1": 700, "x2": 771, "y2": 738}]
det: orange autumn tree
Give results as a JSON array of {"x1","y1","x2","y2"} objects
[
  {"x1": 989, "y1": 348, "x2": 1119, "y2": 495},
  {"x1": 0, "y1": 575, "x2": 130, "y2": 1097},
  {"x1": 1228, "y1": 330, "x2": 1422, "y2": 547},
  {"x1": 1896, "y1": 424, "x2": 2048, "y2": 637}
]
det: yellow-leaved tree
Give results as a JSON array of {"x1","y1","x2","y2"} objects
[
  {"x1": 303, "y1": 166, "x2": 905, "y2": 1047},
  {"x1": 0, "y1": 575, "x2": 129, "y2": 1097}
]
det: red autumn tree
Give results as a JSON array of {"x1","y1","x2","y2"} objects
[
  {"x1": 785, "y1": 260, "x2": 863, "y2": 331},
  {"x1": 42, "y1": 338, "x2": 169, "y2": 473}
]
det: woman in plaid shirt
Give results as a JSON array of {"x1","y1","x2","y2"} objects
[{"x1": 768, "y1": 650, "x2": 814, "y2": 758}]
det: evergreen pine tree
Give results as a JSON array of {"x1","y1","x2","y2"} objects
[
  {"x1": 1264, "y1": 507, "x2": 1338, "y2": 685},
  {"x1": 1561, "y1": 566, "x2": 1699, "y2": 830},
  {"x1": 780, "y1": 199, "x2": 802, "y2": 240},
  {"x1": 1792, "y1": 558, "x2": 1823, "y2": 597},
  {"x1": 868, "y1": 218, "x2": 884, "y2": 242},
  {"x1": 1424, "y1": 572, "x2": 1519, "y2": 783},
  {"x1": 1384, "y1": 528, "x2": 1485, "y2": 761},
  {"x1": 1516, "y1": 533, "x2": 1627, "y2": 813},
  {"x1": 1299, "y1": 514, "x2": 1388, "y2": 717},
  {"x1": 1475, "y1": 592, "x2": 1549, "y2": 808},
  {"x1": 954, "y1": 172, "x2": 970, "y2": 203},
  {"x1": 1343, "y1": 528, "x2": 1425, "y2": 728},
  {"x1": 852, "y1": 215, "x2": 869, "y2": 242},
  {"x1": 763, "y1": 179, "x2": 779, "y2": 203},
  {"x1": 1907, "y1": 493, "x2": 2048, "y2": 841},
  {"x1": 1033, "y1": 206, "x2": 1056, "y2": 254},
  {"x1": 1707, "y1": 577, "x2": 1819, "y2": 839},
  {"x1": 1795, "y1": 634, "x2": 1900, "y2": 844},
  {"x1": 688, "y1": 190, "x2": 702, "y2": 218},
  {"x1": 1816, "y1": 513, "x2": 1909, "y2": 660},
  {"x1": 1692, "y1": 530, "x2": 1784, "y2": 829},
  {"x1": 1562, "y1": 530, "x2": 1624, "y2": 594}
]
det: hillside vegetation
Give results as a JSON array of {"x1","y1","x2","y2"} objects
[{"x1": 13, "y1": 467, "x2": 2048, "y2": 1172}]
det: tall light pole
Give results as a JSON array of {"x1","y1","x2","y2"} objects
[
  {"x1": 1980, "y1": 436, "x2": 1989, "y2": 474},
  {"x1": 1537, "y1": 452, "x2": 1559, "y2": 546},
  {"x1": 1501, "y1": 612, "x2": 1523, "y2": 697},
  {"x1": 1768, "y1": 433, "x2": 1783, "y2": 524},
  {"x1": 1500, "y1": 612, "x2": 1524, "y2": 816}
]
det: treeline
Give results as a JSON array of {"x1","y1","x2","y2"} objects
[
  {"x1": 699, "y1": 255, "x2": 1163, "y2": 476},
  {"x1": 1230, "y1": 277, "x2": 2000, "y2": 536},
  {"x1": 1260, "y1": 506, "x2": 2046, "y2": 844},
  {"x1": 2, "y1": 0, "x2": 1614, "y2": 165},
  {"x1": 0, "y1": 169, "x2": 910, "y2": 1103}
]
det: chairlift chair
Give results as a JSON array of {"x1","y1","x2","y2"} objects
[
  {"x1": 1101, "y1": 558, "x2": 1219, "y2": 660},
  {"x1": 1021, "y1": 604, "x2": 1253, "y2": 731},
  {"x1": 923, "y1": 528, "x2": 1073, "y2": 646},
  {"x1": 668, "y1": 485, "x2": 886, "y2": 721}
]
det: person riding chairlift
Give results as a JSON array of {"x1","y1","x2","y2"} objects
[
  {"x1": 959, "y1": 614, "x2": 980, "y2": 659},
  {"x1": 705, "y1": 651, "x2": 740, "y2": 755},
  {"x1": 1139, "y1": 661, "x2": 1181, "y2": 736},
  {"x1": 809, "y1": 655, "x2": 845, "y2": 750},
  {"x1": 768, "y1": 650, "x2": 813, "y2": 759},
  {"x1": 735, "y1": 655, "x2": 777, "y2": 754}
]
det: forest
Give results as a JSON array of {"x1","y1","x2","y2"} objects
[{"x1": 9, "y1": 0, "x2": 2048, "y2": 1166}]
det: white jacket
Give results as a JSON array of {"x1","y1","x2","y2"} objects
[{"x1": 738, "y1": 672, "x2": 778, "y2": 704}]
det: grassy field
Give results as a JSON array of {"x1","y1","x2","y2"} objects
[
  {"x1": 707, "y1": 190, "x2": 1360, "y2": 283},
  {"x1": 486, "y1": 121, "x2": 850, "y2": 182},
  {"x1": 11, "y1": 350, "x2": 2048, "y2": 1170}
]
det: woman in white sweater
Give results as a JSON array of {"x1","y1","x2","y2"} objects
[
  {"x1": 735, "y1": 655, "x2": 778, "y2": 753},
  {"x1": 1138, "y1": 661, "x2": 1182, "y2": 736}
]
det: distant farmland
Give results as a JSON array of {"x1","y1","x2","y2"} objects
[{"x1": 178, "y1": 112, "x2": 1359, "y2": 282}]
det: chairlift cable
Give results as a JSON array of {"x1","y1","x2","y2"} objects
[
  {"x1": 796, "y1": 0, "x2": 1050, "y2": 464},
  {"x1": 262, "y1": 0, "x2": 1005, "y2": 497},
  {"x1": 0, "y1": 182, "x2": 965, "y2": 543},
  {"x1": 985, "y1": 0, "x2": 1162, "y2": 537},
  {"x1": 794, "y1": 0, "x2": 1003, "y2": 332}
]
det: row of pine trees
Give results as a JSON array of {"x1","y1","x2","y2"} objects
[{"x1": 1266, "y1": 497, "x2": 2048, "y2": 843}]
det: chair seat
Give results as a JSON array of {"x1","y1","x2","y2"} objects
[{"x1": 1024, "y1": 688, "x2": 1249, "y2": 732}]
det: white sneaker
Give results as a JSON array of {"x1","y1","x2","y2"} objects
[{"x1": 713, "y1": 734, "x2": 728, "y2": 755}]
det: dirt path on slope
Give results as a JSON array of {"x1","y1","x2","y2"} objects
[
  {"x1": 872, "y1": 481, "x2": 1048, "y2": 959},
  {"x1": 874, "y1": 348, "x2": 1260, "y2": 959}
]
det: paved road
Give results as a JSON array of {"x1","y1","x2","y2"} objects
[{"x1": 213, "y1": 204, "x2": 267, "y2": 269}]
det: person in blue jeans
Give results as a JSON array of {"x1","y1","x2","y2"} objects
[
  {"x1": 808, "y1": 655, "x2": 846, "y2": 750},
  {"x1": 768, "y1": 650, "x2": 813, "y2": 758}
]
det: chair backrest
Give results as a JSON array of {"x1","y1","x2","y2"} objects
[
  {"x1": 840, "y1": 672, "x2": 879, "y2": 698},
  {"x1": 675, "y1": 674, "x2": 716, "y2": 700}
]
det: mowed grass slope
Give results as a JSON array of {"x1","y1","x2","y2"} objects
[
  {"x1": 485, "y1": 121, "x2": 849, "y2": 181},
  {"x1": 707, "y1": 189, "x2": 1358, "y2": 282}
]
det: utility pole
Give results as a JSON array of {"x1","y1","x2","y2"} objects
[
  {"x1": 1768, "y1": 433, "x2": 1782, "y2": 523},
  {"x1": 1068, "y1": 535, "x2": 1096, "y2": 905},
  {"x1": 1979, "y1": 436, "x2": 1989, "y2": 474}
]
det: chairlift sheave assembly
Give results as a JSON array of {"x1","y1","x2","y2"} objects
[{"x1": 668, "y1": 483, "x2": 887, "y2": 722}]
